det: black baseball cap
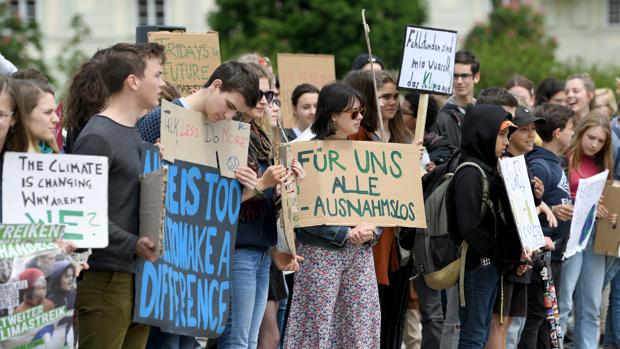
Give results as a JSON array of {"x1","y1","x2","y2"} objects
[
  {"x1": 513, "y1": 105, "x2": 546, "y2": 127},
  {"x1": 351, "y1": 54, "x2": 385, "y2": 71}
]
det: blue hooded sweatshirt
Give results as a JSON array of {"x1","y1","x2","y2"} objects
[{"x1": 527, "y1": 145, "x2": 571, "y2": 261}]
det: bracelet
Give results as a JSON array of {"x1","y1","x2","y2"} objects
[{"x1": 253, "y1": 186, "x2": 264, "y2": 197}]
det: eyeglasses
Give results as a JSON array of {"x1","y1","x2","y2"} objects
[
  {"x1": 453, "y1": 73, "x2": 473, "y2": 81},
  {"x1": 259, "y1": 90, "x2": 276, "y2": 105},
  {"x1": 343, "y1": 107, "x2": 366, "y2": 120},
  {"x1": 379, "y1": 93, "x2": 399, "y2": 101},
  {"x1": 0, "y1": 110, "x2": 14, "y2": 119},
  {"x1": 272, "y1": 99, "x2": 281, "y2": 108}
]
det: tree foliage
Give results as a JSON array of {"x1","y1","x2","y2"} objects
[
  {"x1": 464, "y1": 4, "x2": 557, "y2": 90},
  {"x1": 0, "y1": 2, "x2": 50, "y2": 79},
  {"x1": 208, "y1": 0, "x2": 427, "y2": 77}
]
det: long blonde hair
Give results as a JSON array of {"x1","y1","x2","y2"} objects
[{"x1": 568, "y1": 111, "x2": 613, "y2": 179}]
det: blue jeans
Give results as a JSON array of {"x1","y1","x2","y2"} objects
[
  {"x1": 506, "y1": 316, "x2": 525, "y2": 349},
  {"x1": 146, "y1": 327, "x2": 196, "y2": 349},
  {"x1": 559, "y1": 232, "x2": 605, "y2": 349},
  {"x1": 604, "y1": 258, "x2": 620, "y2": 347},
  {"x1": 441, "y1": 285, "x2": 460, "y2": 349},
  {"x1": 217, "y1": 249, "x2": 272, "y2": 349},
  {"x1": 458, "y1": 263, "x2": 498, "y2": 349}
]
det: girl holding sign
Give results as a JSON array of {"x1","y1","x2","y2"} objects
[
  {"x1": 559, "y1": 112, "x2": 617, "y2": 349},
  {"x1": 219, "y1": 62, "x2": 303, "y2": 349},
  {"x1": 283, "y1": 82, "x2": 381, "y2": 349}
]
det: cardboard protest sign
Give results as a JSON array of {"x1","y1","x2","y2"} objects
[
  {"x1": 283, "y1": 141, "x2": 425, "y2": 228},
  {"x1": 277, "y1": 53, "x2": 336, "y2": 129},
  {"x1": 397, "y1": 25, "x2": 457, "y2": 95},
  {"x1": 499, "y1": 156, "x2": 546, "y2": 252},
  {"x1": 2, "y1": 152, "x2": 108, "y2": 248},
  {"x1": 0, "y1": 225, "x2": 76, "y2": 349},
  {"x1": 159, "y1": 100, "x2": 251, "y2": 179},
  {"x1": 148, "y1": 31, "x2": 221, "y2": 96},
  {"x1": 565, "y1": 170, "x2": 608, "y2": 258},
  {"x1": 134, "y1": 157, "x2": 241, "y2": 337},
  {"x1": 139, "y1": 167, "x2": 167, "y2": 257},
  {"x1": 594, "y1": 180, "x2": 620, "y2": 256}
]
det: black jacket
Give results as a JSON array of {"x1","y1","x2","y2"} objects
[
  {"x1": 447, "y1": 104, "x2": 521, "y2": 270},
  {"x1": 431, "y1": 99, "x2": 468, "y2": 149}
]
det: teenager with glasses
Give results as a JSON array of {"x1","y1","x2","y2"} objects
[
  {"x1": 431, "y1": 50, "x2": 480, "y2": 149},
  {"x1": 283, "y1": 82, "x2": 380, "y2": 349},
  {"x1": 219, "y1": 62, "x2": 304, "y2": 349}
]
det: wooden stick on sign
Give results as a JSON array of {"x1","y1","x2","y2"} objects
[
  {"x1": 414, "y1": 94, "x2": 429, "y2": 142},
  {"x1": 361, "y1": 9, "x2": 387, "y2": 143}
]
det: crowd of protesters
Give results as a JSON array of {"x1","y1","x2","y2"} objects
[{"x1": 1, "y1": 39, "x2": 620, "y2": 349}]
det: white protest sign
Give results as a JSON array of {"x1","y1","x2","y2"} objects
[
  {"x1": 499, "y1": 156, "x2": 546, "y2": 252},
  {"x1": 397, "y1": 25, "x2": 457, "y2": 95},
  {"x1": 2, "y1": 152, "x2": 108, "y2": 248},
  {"x1": 564, "y1": 170, "x2": 608, "y2": 258},
  {"x1": 160, "y1": 100, "x2": 251, "y2": 178}
]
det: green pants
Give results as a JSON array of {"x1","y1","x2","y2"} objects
[{"x1": 76, "y1": 271, "x2": 150, "y2": 349}]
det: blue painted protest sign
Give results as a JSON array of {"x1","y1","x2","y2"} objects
[{"x1": 134, "y1": 145, "x2": 241, "y2": 337}]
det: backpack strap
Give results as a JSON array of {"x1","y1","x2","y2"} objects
[{"x1": 454, "y1": 162, "x2": 492, "y2": 307}]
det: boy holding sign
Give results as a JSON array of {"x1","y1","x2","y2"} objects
[
  {"x1": 72, "y1": 43, "x2": 165, "y2": 349},
  {"x1": 519, "y1": 103, "x2": 575, "y2": 348}
]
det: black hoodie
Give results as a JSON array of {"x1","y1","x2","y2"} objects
[{"x1": 447, "y1": 104, "x2": 521, "y2": 270}]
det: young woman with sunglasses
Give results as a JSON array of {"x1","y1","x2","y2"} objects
[
  {"x1": 283, "y1": 82, "x2": 380, "y2": 349},
  {"x1": 219, "y1": 62, "x2": 303, "y2": 349}
]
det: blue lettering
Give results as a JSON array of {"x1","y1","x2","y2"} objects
[
  {"x1": 217, "y1": 281, "x2": 229, "y2": 334},
  {"x1": 204, "y1": 173, "x2": 218, "y2": 220},
  {"x1": 205, "y1": 227, "x2": 216, "y2": 274},
  {"x1": 215, "y1": 180, "x2": 228, "y2": 223},
  {"x1": 139, "y1": 262, "x2": 158, "y2": 317},
  {"x1": 167, "y1": 165, "x2": 179, "y2": 214},
  {"x1": 217, "y1": 231, "x2": 230, "y2": 277},
  {"x1": 187, "y1": 274, "x2": 197, "y2": 327}
]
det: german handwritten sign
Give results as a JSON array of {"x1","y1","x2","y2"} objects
[
  {"x1": 0, "y1": 234, "x2": 76, "y2": 348},
  {"x1": 397, "y1": 25, "x2": 457, "y2": 95},
  {"x1": 2, "y1": 152, "x2": 108, "y2": 248},
  {"x1": 284, "y1": 141, "x2": 426, "y2": 228},
  {"x1": 277, "y1": 53, "x2": 335, "y2": 129},
  {"x1": 160, "y1": 100, "x2": 250, "y2": 179},
  {"x1": 148, "y1": 31, "x2": 221, "y2": 96},
  {"x1": 499, "y1": 156, "x2": 546, "y2": 252}
]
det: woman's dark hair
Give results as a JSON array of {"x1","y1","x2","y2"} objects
[
  {"x1": 63, "y1": 49, "x2": 109, "y2": 131},
  {"x1": 311, "y1": 82, "x2": 363, "y2": 139},
  {"x1": 404, "y1": 91, "x2": 439, "y2": 132},
  {"x1": 342, "y1": 70, "x2": 380, "y2": 132},
  {"x1": 291, "y1": 83, "x2": 319, "y2": 107},
  {"x1": 535, "y1": 78, "x2": 565, "y2": 106}
]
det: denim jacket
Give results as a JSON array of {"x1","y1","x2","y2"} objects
[{"x1": 296, "y1": 225, "x2": 350, "y2": 250}]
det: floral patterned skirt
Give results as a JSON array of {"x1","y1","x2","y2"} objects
[{"x1": 283, "y1": 243, "x2": 381, "y2": 349}]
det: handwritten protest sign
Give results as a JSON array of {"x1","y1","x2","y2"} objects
[
  {"x1": 499, "y1": 156, "x2": 546, "y2": 252},
  {"x1": 277, "y1": 53, "x2": 335, "y2": 129},
  {"x1": 594, "y1": 180, "x2": 620, "y2": 256},
  {"x1": 565, "y1": 170, "x2": 608, "y2": 258},
  {"x1": 134, "y1": 153, "x2": 242, "y2": 337},
  {"x1": 148, "y1": 31, "x2": 221, "y2": 96},
  {"x1": 283, "y1": 141, "x2": 425, "y2": 228},
  {"x1": 160, "y1": 100, "x2": 250, "y2": 178},
  {"x1": 397, "y1": 25, "x2": 457, "y2": 95},
  {"x1": 0, "y1": 226, "x2": 76, "y2": 348},
  {"x1": 2, "y1": 152, "x2": 108, "y2": 248}
]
